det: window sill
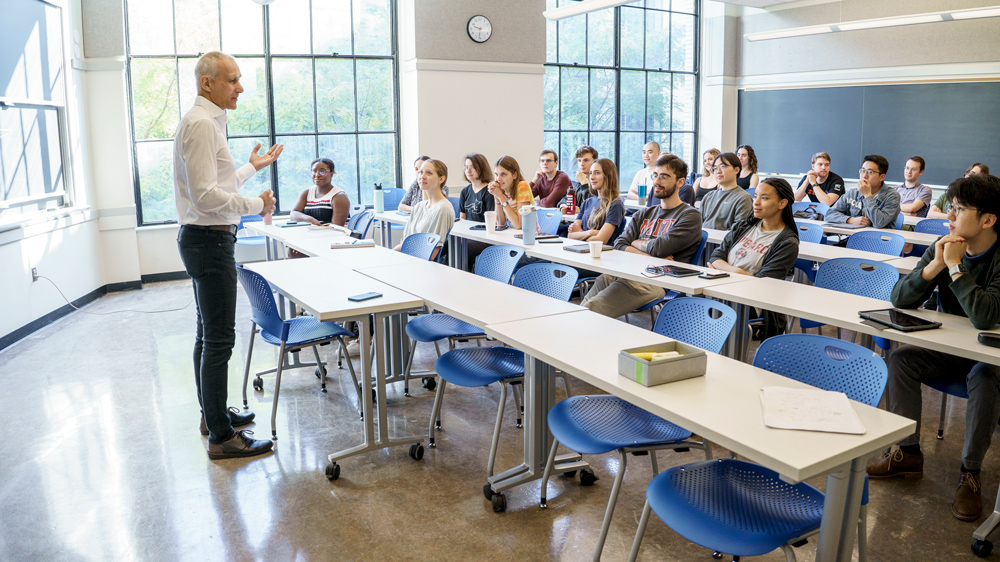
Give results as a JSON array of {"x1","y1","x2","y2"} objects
[{"x1": 0, "y1": 206, "x2": 97, "y2": 246}]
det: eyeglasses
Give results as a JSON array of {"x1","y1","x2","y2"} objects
[
  {"x1": 950, "y1": 204, "x2": 979, "y2": 217},
  {"x1": 539, "y1": 158, "x2": 556, "y2": 163},
  {"x1": 312, "y1": 170, "x2": 330, "y2": 175},
  {"x1": 859, "y1": 168, "x2": 880, "y2": 177},
  {"x1": 710, "y1": 164, "x2": 729, "y2": 173}
]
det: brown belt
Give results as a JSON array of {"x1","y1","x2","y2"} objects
[{"x1": 182, "y1": 224, "x2": 238, "y2": 234}]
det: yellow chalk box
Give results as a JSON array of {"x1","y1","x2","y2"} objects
[{"x1": 619, "y1": 342, "x2": 707, "y2": 387}]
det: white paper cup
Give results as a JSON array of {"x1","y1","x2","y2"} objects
[
  {"x1": 589, "y1": 240, "x2": 603, "y2": 258},
  {"x1": 484, "y1": 211, "x2": 497, "y2": 234}
]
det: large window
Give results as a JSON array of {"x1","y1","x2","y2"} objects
[
  {"x1": 125, "y1": 0, "x2": 399, "y2": 225},
  {"x1": 544, "y1": 0, "x2": 698, "y2": 191}
]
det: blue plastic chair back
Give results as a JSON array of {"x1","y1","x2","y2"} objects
[
  {"x1": 915, "y1": 218, "x2": 949, "y2": 235},
  {"x1": 652, "y1": 297, "x2": 736, "y2": 354},
  {"x1": 512, "y1": 263, "x2": 579, "y2": 302},
  {"x1": 236, "y1": 214, "x2": 266, "y2": 245},
  {"x1": 447, "y1": 196, "x2": 461, "y2": 218},
  {"x1": 814, "y1": 257, "x2": 898, "y2": 301},
  {"x1": 536, "y1": 209, "x2": 563, "y2": 235},
  {"x1": 383, "y1": 187, "x2": 405, "y2": 210},
  {"x1": 348, "y1": 204, "x2": 366, "y2": 218},
  {"x1": 794, "y1": 221, "x2": 825, "y2": 244},
  {"x1": 235, "y1": 266, "x2": 290, "y2": 342},
  {"x1": 691, "y1": 230, "x2": 709, "y2": 266},
  {"x1": 752, "y1": 333, "x2": 888, "y2": 406},
  {"x1": 746, "y1": 187, "x2": 755, "y2": 199},
  {"x1": 399, "y1": 232, "x2": 441, "y2": 261},
  {"x1": 348, "y1": 210, "x2": 374, "y2": 236},
  {"x1": 474, "y1": 245, "x2": 525, "y2": 284},
  {"x1": 347, "y1": 209, "x2": 366, "y2": 230},
  {"x1": 894, "y1": 213, "x2": 904, "y2": 230},
  {"x1": 845, "y1": 230, "x2": 906, "y2": 256},
  {"x1": 791, "y1": 201, "x2": 829, "y2": 218}
]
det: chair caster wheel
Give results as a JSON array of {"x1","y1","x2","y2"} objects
[
  {"x1": 252, "y1": 377, "x2": 263, "y2": 392},
  {"x1": 491, "y1": 493, "x2": 507, "y2": 513},
  {"x1": 372, "y1": 389, "x2": 377, "y2": 405},
  {"x1": 483, "y1": 483, "x2": 494, "y2": 500},
  {"x1": 325, "y1": 462, "x2": 340, "y2": 481},
  {"x1": 409, "y1": 443, "x2": 424, "y2": 460},
  {"x1": 422, "y1": 377, "x2": 436, "y2": 391},
  {"x1": 973, "y1": 539, "x2": 993, "y2": 558},
  {"x1": 563, "y1": 470, "x2": 577, "y2": 478},
  {"x1": 579, "y1": 468, "x2": 599, "y2": 486},
  {"x1": 315, "y1": 366, "x2": 326, "y2": 379},
  {"x1": 712, "y1": 553, "x2": 723, "y2": 560}
]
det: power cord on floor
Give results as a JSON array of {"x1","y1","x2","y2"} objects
[{"x1": 37, "y1": 275, "x2": 193, "y2": 315}]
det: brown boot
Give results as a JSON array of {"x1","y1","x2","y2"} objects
[
  {"x1": 952, "y1": 472, "x2": 983, "y2": 521},
  {"x1": 866, "y1": 447, "x2": 923, "y2": 478}
]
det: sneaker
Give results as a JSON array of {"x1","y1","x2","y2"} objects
[
  {"x1": 866, "y1": 447, "x2": 924, "y2": 478},
  {"x1": 345, "y1": 339, "x2": 361, "y2": 357},
  {"x1": 207, "y1": 429, "x2": 274, "y2": 460},
  {"x1": 953, "y1": 472, "x2": 983, "y2": 521},
  {"x1": 200, "y1": 407, "x2": 255, "y2": 436}
]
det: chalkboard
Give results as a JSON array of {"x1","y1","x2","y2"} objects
[{"x1": 737, "y1": 83, "x2": 1000, "y2": 186}]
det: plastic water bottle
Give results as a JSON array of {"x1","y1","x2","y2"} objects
[
  {"x1": 638, "y1": 184, "x2": 647, "y2": 206},
  {"x1": 373, "y1": 182, "x2": 384, "y2": 214},
  {"x1": 566, "y1": 188, "x2": 576, "y2": 215},
  {"x1": 520, "y1": 205, "x2": 537, "y2": 245}
]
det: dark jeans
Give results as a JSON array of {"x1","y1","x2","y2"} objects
[
  {"x1": 177, "y1": 226, "x2": 238, "y2": 444},
  {"x1": 888, "y1": 345, "x2": 1000, "y2": 470}
]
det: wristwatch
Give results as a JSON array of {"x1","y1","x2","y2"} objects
[{"x1": 949, "y1": 263, "x2": 968, "y2": 277}]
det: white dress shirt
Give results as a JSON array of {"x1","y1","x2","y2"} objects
[{"x1": 173, "y1": 96, "x2": 263, "y2": 225}]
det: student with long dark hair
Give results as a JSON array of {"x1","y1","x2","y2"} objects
[
  {"x1": 487, "y1": 156, "x2": 533, "y2": 230},
  {"x1": 567, "y1": 158, "x2": 626, "y2": 244},
  {"x1": 736, "y1": 144, "x2": 760, "y2": 190}
]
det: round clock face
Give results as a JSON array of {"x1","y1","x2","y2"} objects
[{"x1": 467, "y1": 15, "x2": 492, "y2": 43}]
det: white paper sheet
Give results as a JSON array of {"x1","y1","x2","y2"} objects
[{"x1": 759, "y1": 386, "x2": 867, "y2": 435}]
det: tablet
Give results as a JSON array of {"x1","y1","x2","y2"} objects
[
  {"x1": 645, "y1": 265, "x2": 701, "y2": 278},
  {"x1": 563, "y1": 243, "x2": 612, "y2": 253},
  {"x1": 858, "y1": 308, "x2": 942, "y2": 332}
]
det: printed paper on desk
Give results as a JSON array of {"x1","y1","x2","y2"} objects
[{"x1": 759, "y1": 386, "x2": 866, "y2": 435}]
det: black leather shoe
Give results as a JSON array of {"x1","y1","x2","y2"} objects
[
  {"x1": 207, "y1": 430, "x2": 274, "y2": 460},
  {"x1": 200, "y1": 407, "x2": 256, "y2": 436}
]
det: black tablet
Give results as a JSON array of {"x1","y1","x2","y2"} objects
[
  {"x1": 858, "y1": 309, "x2": 942, "y2": 332},
  {"x1": 645, "y1": 265, "x2": 701, "y2": 278}
]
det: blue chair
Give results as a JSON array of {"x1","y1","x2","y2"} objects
[
  {"x1": 915, "y1": 218, "x2": 948, "y2": 235},
  {"x1": 895, "y1": 213, "x2": 904, "y2": 230},
  {"x1": 429, "y1": 263, "x2": 579, "y2": 490},
  {"x1": 845, "y1": 230, "x2": 906, "y2": 256},
  {"x1": 401, "y1": 245, "x2": 525, "y2": 395},
  {"x1": 348, "y1": 204, "x2": 366, "y2": 218},
  {"x1": 627, "y1": 231, "x2": 709, "y2": 324},
  {"x1": 746, "y1": 187, "x2": 755, "y2": 199},
  {"x1": 539, "y1": 297, "x2": 735, "y2": 558},
  {"x1": 236, "y1": 266, "x2": 360, "y2": 439},
  {"x1": 798, "y1": 258, "x2": 899, "y2": 343},
  {"x1": 792, "y1": 201, "x2": 830, "y2": 218},
  {"x1": 793, "y1": 221, "x2": 826, "y2": 282},
  {"x1": 399, "y1": 232, "x2": 441, "y2": 261},
  {"x1": 630, "y1": 334, "x2": 886, "y2": 561},
  {"x1": 236, "y1": 214, "x2": 265, "y2": 246},
  {"x1": 448, "y1": 196, "x2": 461, "y2": 218},
  {"x1": 348, "y1": 210, "x2": 375, "y2": 238},
  {"x1": 382, "y1": 187, "x2": 405, "y2": 211},
  {"x1": 536, "y1": 208, "x2": 563, "y2": 235}
]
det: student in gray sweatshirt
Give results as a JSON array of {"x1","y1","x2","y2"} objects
[
  {"x1": 700, "y1": 151, "x2": 753, "y2": 230},
  {"x1": 866, "y1": 174, "x2": 1000, "y2": 522},
  {"x1": 581, "y1": 155, "x2": 702, "y2": 319},
  {"x1": 825, "y1": 154, "x2": 901, "y2": 229}
]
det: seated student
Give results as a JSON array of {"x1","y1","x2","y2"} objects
[
  {"x1": 487, "y1": 156, "x2": 534, "y2": 230},
  {"x1": 529, "y1": 149, "x2": 571, "y2": 208},
  {"x1": 580, "y1": 155, "x2": 702, "y2": 319},
  {"x1": 458, "y1": 153, "x2": 497, "y2": 270},
  {"x1": 692, "y1": 148, "x2": 721, "y2": 204},
  {"x1": 559, "y1": 146, "x2": 597, "y2": 210},
  {"x1": 394, "y1": 159, "x2": 455, "y2": 261},
  {"x1": 399, "y1": 155, "x2": 448, "y2": 212},
  {"x1": 736, "y1": 145, "x2": 760, "y2": 190},
  {"x1": 701, "y1": 152, "x2": 754, "y2": 230},
  {"x1": 794, "y1": 151, "x2": 845, "y2": 206},
  {"x1": 567, "y1": 158, "x2": 626, "y2": 244},
  {"x1": 867, "y1": 174, "x2": 1000, "y2": 522},
  {"x1": 290, "y1": 158, "x2": 350, "y2": 227},
  {"x1": 929, "y1": 163, "x2": 989, "y2": 219},
  {"x1": 643, "y1": 151, "x2": 695, "y2": 209},
  {"x1": 710, "y1": 177, "x2": 800, "y2": 279},
  {"x1": 896, "y1": 156, "x2": 933, "y2": 218},
  {"x1": 825, "y1": 154, "x2": 901, "y2": 229},
  {"x1": 625, "y1": 142, "x2": 661, "y2": 201}
]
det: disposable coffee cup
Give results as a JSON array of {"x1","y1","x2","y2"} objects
[
  {"x1": 589, "y1": 240, "x2": 603, "y2": 258},
  {"x1": 484, "y1": 211, "x2": 497, "y2": 234}
]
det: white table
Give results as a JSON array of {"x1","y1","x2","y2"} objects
[
  {"x1": 372, "y1": 211, "x2": 410, "y2": 247},
  {"x1": 246, "y1": 221, "x2": 353, "y2": 261},
  {"x1": 884, "y1": 256, "x2": 921, "y2": 274},
  {"x1": 243, "y1": 258, "x2": 427, "y2": 475},
  {"x1": 485, "y1": 309, "x2": 915, "y2": 562}
]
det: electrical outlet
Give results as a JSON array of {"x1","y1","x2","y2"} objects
[{"x1": 31, "y1": 268, "x2": 38, "y2": 282}]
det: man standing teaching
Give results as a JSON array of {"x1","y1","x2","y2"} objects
[{"x1": 174, "y1": 51, "x2": 283, "y2": 460}]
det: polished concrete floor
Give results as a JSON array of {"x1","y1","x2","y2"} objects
[{"x1": 2, "y1": 280, "x2": 998, "y2": 561}]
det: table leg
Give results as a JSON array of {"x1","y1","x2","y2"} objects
[
  {"x1": 815, "y1": 457, "x2": 866, "y2": 562},
  {"x1": 448, "y1": 235, "x2": 457, "y2": 268},
  {"x1": 722, "y1": 301, "x2": 749, "y2": 362},
  {"x1": 378, "y1": 219, "x2": 390, "y2": 248}
]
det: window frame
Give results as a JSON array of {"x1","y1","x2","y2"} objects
[{"x1": 123, "y1": 0, "x2": 401, "y2": 227}]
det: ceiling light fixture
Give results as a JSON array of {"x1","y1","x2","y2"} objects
[{"x1": 745, "y1": 6, "x2": 1000, "y2": 42}]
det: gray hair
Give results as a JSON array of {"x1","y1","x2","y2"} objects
[{"x1": 194, "y1": 51, "x2": 233, "y2": 92}]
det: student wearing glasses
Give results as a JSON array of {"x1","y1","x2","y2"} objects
[
  {"x1": 487, "y1": 156, "x2": 534, "y2": 230},
  {"x1": 868, "y1": 174, "x2": 1000, "y2": 522},
  {"x1": 567, "y1": 158, "x2": 626, "y2": 245},
  {"x1": 289, "y1": 158, "x2": 350, "y2": 227},
  {"x1": 700, "y1": 152, "x2": 754, "y2": 230},
  {"x1": 736, "y1": 145, "x2": 760, "y2": 190},
  {"x1": 825, "y1": 154, "x2": 901, "y2": 229},
  {"x1": 529, "y1": 149, "x2": 571, "y2": 208},
  {"x1": 580, "y1": 155, "x2": 702, "y2": 319}
]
